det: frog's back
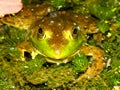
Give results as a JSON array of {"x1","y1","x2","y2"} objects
[
  {"x1": 0, "y1": 3, "x2": 54, "y2": 30},
  {"x1": 61, "y1": 11, "x2": 98, "y2": 34}
]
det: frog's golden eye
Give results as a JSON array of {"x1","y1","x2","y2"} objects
[
  {"x1": 72, "y1": 26, "x2": 80, "y2": 39},
  {"x1": 37, "y1": 27, "x2": 45, "y2": 39},
  {"x1": 38, "y1": 27, "x2": 43, "y2": 34},
  {"x1": 73, "y1": 28, "x2": 78, "y2": 34}
]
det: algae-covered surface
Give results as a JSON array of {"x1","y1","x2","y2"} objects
[{"x1": 0, "y1": 0, "x2": 120, "y2": 89}]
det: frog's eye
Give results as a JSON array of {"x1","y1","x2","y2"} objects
[
  {"x1": 73, "y1": 28, "x2": 78, "y2": 34},
  {"x1": 38, "y1": 27, "x2": 43, "y2": 34},
  {"x1": 37, "y1": 27, "x2": 45, "y2": 39},
  {"x1": 72, "y1": 26, "x2": 80, "y2": 39}
]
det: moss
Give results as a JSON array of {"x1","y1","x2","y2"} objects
[
  {"x1": 25, "y1": 64, "x2": 76, "y2": 88},
  {"x1": 0, "y1": 68, "x2": 14, "y2": 90},
  {"x1": 97, "y1": 20, "x2": 109, "y2": 33},
  {"x1": 103, "y1": 28, "x2": 120, "y2": 58},
  {"x1": 50, "y1": 0, "x2": 66, "y2": 8},
  {"x1": 71, "y1": 52, "x2": 88, "y2": 73},
  {"x1": 88, "y1": 2, "x2": 116, "y2": 20},
  {"x1": 101, "y1": 59, "x2": 120, "y2": 88},
  {"x1": 19, "y1": 55, "x2": 46, "y2": 74}
]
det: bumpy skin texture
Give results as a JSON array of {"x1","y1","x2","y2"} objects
[
  {"x1": 1, "y1": 4, "x2": 105, "y2": 84},
  {"x1": 0, "y1": 3, "x2": 54, "y2": 29},
  {"x1": 29, "y1": 11, "x2": 99, "y2": 63}
]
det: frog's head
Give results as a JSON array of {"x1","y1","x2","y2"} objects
[{"x1": 29, "y1": 12, "x2": 86, "y2": 63}]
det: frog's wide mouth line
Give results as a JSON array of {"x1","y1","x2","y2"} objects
[
  {"x1": 45, "y1": 57, "x2": 70, "y2": 64},
  {"x1": 44, "y1": 50, "x2": 80, "y2": 64}
]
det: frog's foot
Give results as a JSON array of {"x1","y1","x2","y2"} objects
[
  {"x1": 15, "y1": 41, "x2": 38, "y2": 61},
  {"x1": 72, "y1": 45, "x2": 105, "y2": 84}
]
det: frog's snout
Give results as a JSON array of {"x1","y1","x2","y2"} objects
[{"x1": 48, "y1": 32, "x2": 68, "y2": 49}]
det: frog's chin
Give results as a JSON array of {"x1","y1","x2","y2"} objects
[
  {"x1": 44, "y1": 50, "x2": 80, "y2": 64},
  {"x1": 45, "y1": 57, "x2": 70, "y2": 64}
]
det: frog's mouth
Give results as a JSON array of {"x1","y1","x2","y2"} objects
[{"x1": 43, "y1": 50, "x2": 80, "y2": 64}]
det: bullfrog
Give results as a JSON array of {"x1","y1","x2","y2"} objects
[{"x1": 0, "y1": 4, "x2": 105, "y2": 84}]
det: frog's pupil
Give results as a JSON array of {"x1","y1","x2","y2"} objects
[
  {"x1": 73, "y1": 28, "x2": 78, "y2": 34},
  {"x1": 38, "y1": 28, "x2": 43, "y2": 34}
]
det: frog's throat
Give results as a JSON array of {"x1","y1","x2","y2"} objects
[{"x1": 41, "y1": 49, "x2": 80, "y2": 64}]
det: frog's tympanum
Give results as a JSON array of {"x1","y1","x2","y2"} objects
[{"x1": 0, "y1": 4, "x2": 105, "y2": 84}]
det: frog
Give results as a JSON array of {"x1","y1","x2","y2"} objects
[{"x1": 0, "y1": 4, "x2": 105, "y2": 85}]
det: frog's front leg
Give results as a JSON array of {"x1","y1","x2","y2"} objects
[
  {"x1": 73, "y1": 45, "x2": 105, "y2": 84},
  {"x1": 15, "y1": 41, "x2": 38, "y2": 61}
]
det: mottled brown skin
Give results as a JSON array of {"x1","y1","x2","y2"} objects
[
  {"x1": 0, "y1": 3, "x2": 54, "y2": 30},
  {"x1": 1, "y1": 4, "x2": 105, "y2": 84},
  {"x1": 28, "y1": 11, "x2": 100, "y2": 58}
]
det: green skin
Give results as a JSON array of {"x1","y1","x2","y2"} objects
[{"x1": 30, "y1": 31, "x2": 85, "y2": 63}]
